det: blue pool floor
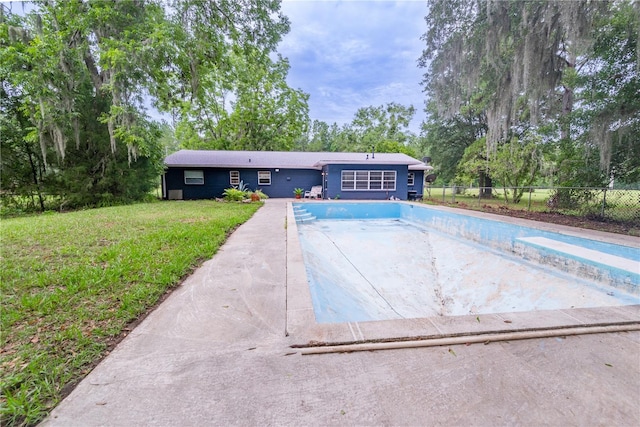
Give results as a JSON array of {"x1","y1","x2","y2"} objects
[{"x1": 297, "y1": 219, "x2": 640, "y2": 323}]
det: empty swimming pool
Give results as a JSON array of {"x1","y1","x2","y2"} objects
[{"x1": 293, "y1": 202, "x2": 639, "y2": 324}]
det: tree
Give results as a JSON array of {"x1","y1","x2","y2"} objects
[
  {"x1": 1, "y1": 0, "x2": 305, "y2": 210},
  {"x1": 214, "y1": 56, "x2": 309, "y2": 151},
  {"x1": 421, "y1": 0, "x2": 606, "y2": 149},
  {"x1": 420, "y1": 0, "x2": 637, "y2": 189},
  {"x1": 573, "y1": 0, "x2": 640, "y2": 183},
  {"x1": 292, "y1": 103, "x2": 419, "y2": 155},
  {"x1": 456, "y1": 138, "x2": 492, "y2": 194},
  {"x1": 351, "y1": 102, "x2": 416, "y2": 152},
  {"x1": 1, "y1": 2, "x2": 164, "y2": 210},
  {"x1": 0, "y1": 81, "x2": 46, "y2": 212},
  {"x1": 154, "y1": 0, "x2": 309, "y2": 151},
  {"x1": 488, "y1": 136, "x2": 541, "y2": 203},
  {"x1": 420, "y1": 101, "x2": 486, "y2": 184}
]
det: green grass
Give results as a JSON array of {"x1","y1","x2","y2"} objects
[
  {"x1": 424, "y1": 187, "x2": 640, "y2": 222},
  {"x1": 424, "y1": 187, "x2": 552, "y2": 211},
  {"x1": 0, "y1": 200, "x2": 261, "y2": 427}
]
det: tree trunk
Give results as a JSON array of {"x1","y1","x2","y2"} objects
[
  {"x1": 26, "y1": 144, "x2": 45, "y2": 212},
  {"x1": 479, "y1": 172, "x2": 492, "y2": 198}
]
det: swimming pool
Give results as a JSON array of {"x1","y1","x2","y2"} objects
[{"x1": 293, "y1": 202, "x2": 639, "y2": 324}]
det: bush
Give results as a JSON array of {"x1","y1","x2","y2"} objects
[
  {"x1": 253, "y1": 190, "x2": 268, "y2": 200},
  {"x1": 222, "y1": 188, "x2": 247, "y2": 201}
]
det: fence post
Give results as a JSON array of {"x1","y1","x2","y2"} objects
[
  {"x1": 527, "y1": 187, "x2": 532, "y2": 211},
  {"x1": 442, "y1": 186, "x2": 446, "y2": 203},
  {"x1": 452, "y1": 185, "x2": 456, "y2": 203},
  {"x1": 601, "y1": 188, "x2": 607, "y2": 218}
]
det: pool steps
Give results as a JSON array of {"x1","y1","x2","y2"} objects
[
  {"x1": 293, "y1": 206, "x2": 316, "y2": 223},
  {"x1": 516, "y1": 237, "x2": 639, "y2": 276},
  {"x1": 515, "y1": 237, "x2": 639, "y2": 294}
]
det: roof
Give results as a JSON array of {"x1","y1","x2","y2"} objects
[{"x1": 165, "y1": 150, "x2": 432, "y2": 170}]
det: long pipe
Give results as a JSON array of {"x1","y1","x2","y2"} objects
[{"x1": 300, "y1": 323, "x2": 640, "y2": 355}]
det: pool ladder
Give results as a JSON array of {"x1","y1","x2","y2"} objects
[{"x1": 293, "y1": 206, "x2": 316, "y2": 223}]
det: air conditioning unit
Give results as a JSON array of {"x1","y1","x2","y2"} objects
[{"x1": 168, "y1": 190, "x2": 183, "y2": 200}]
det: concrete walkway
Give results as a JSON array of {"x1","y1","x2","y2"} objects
[{"x1": 43, "y1": 200, "x2": 640, "y2": 426}]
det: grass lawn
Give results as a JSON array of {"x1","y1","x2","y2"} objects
[
  {"x1": 0, "y1": 200, "x2": 261, "y2": 427},
  {"x1": 424, "y1": 187, "x2": 640, "y2": 223},
  {"x1": 424, "y1": 187, "x2": 553, "y2": 211}
]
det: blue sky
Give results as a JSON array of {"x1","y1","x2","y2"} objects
[{"x1": 279, "y1": 0, "x2": 428, "y2": 134}]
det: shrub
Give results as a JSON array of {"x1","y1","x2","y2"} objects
[
  {"x1": 253, "y1": 190, "x2": 268, "y2": 200},
  {"x1": 222, "y1": 188, "x2": 246, "y2": 201}
]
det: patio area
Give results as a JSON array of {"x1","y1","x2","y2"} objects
[{"x1": 42, "y1": 199, "x2": 640, "y2": 426}]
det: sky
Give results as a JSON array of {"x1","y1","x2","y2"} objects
[{"x1": 278, "y1": 0, "x2": 428, "y2": 134}]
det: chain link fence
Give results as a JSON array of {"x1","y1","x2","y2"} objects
[{"x1": 424, "y1": 186, "x2": 640, "y2": 226}]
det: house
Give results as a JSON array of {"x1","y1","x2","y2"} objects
[{"x1": 162, "y1": 150, "x2": 432, "y2": 200}]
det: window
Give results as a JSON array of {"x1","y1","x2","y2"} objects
[
  {"x1": 383, "y1": 171, "x2": 396, "y2": 189},
  {"x1": 408, "y1": 172, "x2": 415, "y2": 186},
  {"x1": 184, "y1": 170, "x2": 204, "y2": 185},
  {"x1": 230, "y1": 171, "x2": 240, "y2": 186},
  {"x1": 258, "y1": 171, "x2": 271, "y2": 185},
  {"x1": 341, "y1": 170, "x2": 396, "y2": 191}
]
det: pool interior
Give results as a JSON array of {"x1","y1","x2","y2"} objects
[{"x1": 285, "y1": 202, "x2": 639, "y2": 347}]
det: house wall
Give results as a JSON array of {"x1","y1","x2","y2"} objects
[
  {"x1": 163, "y1": 167, "x2": 322, "y2": 199},
  {"x1": 323, "y1": 164, "x2": 409, "y2": 200},
  {"x1": 259, "y1": 168, "x2": 322, "y2": 198},
  {"x1": 408, "y1": 170, "x2": 425, "y2": 196}
]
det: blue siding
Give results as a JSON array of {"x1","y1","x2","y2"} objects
[
  {"x1": 324, "y1": 164, "x2": 409, "y2": 200},
  {"x1": 164, "y1": 167, "x2": 321, "y2": 199},
  {"x1": 164, "y1": 168, "x2": 224, "y2": 199},
  {"x1": 408, "y1": 170, "x2": 425, "y2": 196},
  {"x1": 164, "y1": 164, "x2": 420, "y2": 200},
  {"x1": 260, "y1": 168, "x2": 322, "y2": 198}
]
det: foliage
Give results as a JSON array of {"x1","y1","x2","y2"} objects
[
  {"x1": 294, "y1": 102, "x2": 420, "y2": 156},
  {"x1": 456, "y1": 138, "x2": 489, "y2": 185},
  {"x1": 420, "y1": 0, "x2": 639, "y2": 190},
  {"x1": 0, "y1": 201, "x2": 260, "y2": 427},
  {"x1": 222, "y1": 187, "x2": 248, "y2": 202},
  {"x1": 572, "y1": 0, "x2": 640, "y2": 183},
  {"x1": 420, "y1": 0, "x2": 605, "y2": 147},
  {"x1": 157, "y1": 122, "x2": 181, "y2": 156},
  {"x1": 489, "y1": 136, "x2": 541, "y2": 203},
  {"x1": 293, "y1": 187, "x2": 304, "y2": 196},
  {"x1": 420, "y1": 103, "x2": 486, "y2": 183},
  {"x1": 253, "y1": 189, "x2": 268, "y2": 200},
  {"x1": 1, "y1": 0, "x2": 305, "y2": 210},
  {"x1": 234, "y1": 180, "x2": 250, "y2": 193},
  {"x1": 154, "y1": 0, "x2": 309, "y2": 151}
]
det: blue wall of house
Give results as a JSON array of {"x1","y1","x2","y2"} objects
[
  {"x1": 408, "y1": 170, "x2": 425, "y2": 197},
  {"x1": 259, "y1": 168, "x2": 322, "y2": 198},
  {"x1": 164, "y1": 167, "x2": 322, "y2": 199},
  {"x1": 323, "y1": 164, "x2": 409, "y2": 200}
]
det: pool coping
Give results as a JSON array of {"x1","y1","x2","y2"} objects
[{"x1": 285, "y1": 200, "x2": 640, "y2": 350}]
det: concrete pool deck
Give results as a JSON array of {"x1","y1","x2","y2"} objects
[{"x1": 43, "y1": 199, "x2": 640, "y2": 426}]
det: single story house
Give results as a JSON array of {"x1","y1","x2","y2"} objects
[{"x1": 162, "y1": 150, "x2": 433, "y2": 200}]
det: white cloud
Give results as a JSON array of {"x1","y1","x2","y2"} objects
[{"x1": 279, "y1": 0, "x2": 428, "y2": 133}]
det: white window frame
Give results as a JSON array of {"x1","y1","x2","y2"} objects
[
  {"x1": 408, "y1": 172, "x2": 415, "y2": 186},
  {"x1": 258, "y1": 171, "x2": 271, "y2": 185},
  {"x1": 230, "y1": 171, "x2": 240, "y2": 186},
  {"x1": 184, "y1": 170, "x2": 204, "y2": 185},
  {"x1": 341, "y1": 170, "x2": 396, "y2": 191}
]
